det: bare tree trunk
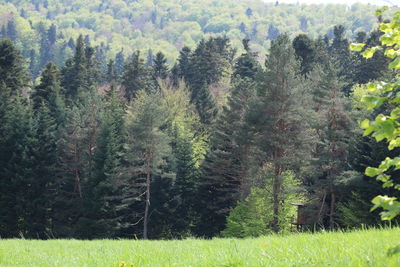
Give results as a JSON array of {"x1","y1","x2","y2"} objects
[
  {"x1": 329, "y1": 190, "x2": 336, "y2": 229},
  {"x1": 74, "y1": 141, "x2": 82, "y2": 198},
  {"x1": 272, "y1": 153, "x2": 282, "y2": 233},
  {"x1": 272, "y1": 172, "x2": 280, "y2": 233},
  {"x1": 317, "y1": 190, "x2": 326, "y2": 226},
  {"x1": 143, "y1": 149, "x2": 153, "y2": 240}
]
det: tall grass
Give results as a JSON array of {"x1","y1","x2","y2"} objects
[{"x1": 0, "y1": 228, "x2": 399, "y2": 266}]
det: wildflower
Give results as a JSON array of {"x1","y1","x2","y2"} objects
[{"x1": 119, "y1": 261, "x2": 126, "y2": 267}]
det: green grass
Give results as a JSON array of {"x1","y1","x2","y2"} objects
[{"x1": 0, "y1": 228, "x2": 399, "y2": 266}]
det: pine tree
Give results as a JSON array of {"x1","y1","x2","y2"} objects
[
  {"x1": 119, "y1": 90, "x2": 173, "y2": 239},
  {"x1": 246, "y1": 34, "x2": 314, "y2": 232},
  {"x1": 308, "y1": 63, "x2": 352, "y2": 229}
]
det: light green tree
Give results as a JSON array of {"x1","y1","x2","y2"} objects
[{"x1": 350, "y1": 8, "x2": 400, "y2": 254}]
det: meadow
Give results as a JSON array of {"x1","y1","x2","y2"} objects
[{"x1": 0, "y1": 228, "x2": 399, "y2": 267}]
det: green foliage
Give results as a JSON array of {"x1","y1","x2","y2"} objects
[
  {"x1": 118, "y1": 89, "x2": 173, "y2": 238},
  {"x1": 122, "y1": 51, "x2": 150, "y2": 101},
  {"x1": 222, "y1": 187, "x2": 273, "y2": 238},
  {"x1": 350, "y1": 9, "x2": 400, "y2": 251},
  {"x1": 0, "y1": 38, "x2": 29, "y2": 94},
  {"x1": 222, "y1": 171, "x2": 303, "y2": 238}
]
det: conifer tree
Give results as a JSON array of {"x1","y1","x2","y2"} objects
[
  {"x1": 246, "y1": 34, "x2": 314, "y2": 232},
  {"x1": 114, "y1": 49, "x2": 125, "y2": 79},
  {"x1": 0, "y1": 39, "x2": 29, "y2": 94},
  {"x1": 308, "y1": 63, "x2": 352, "y2": 228},
  {"x1": 6, "y1": 20, "x2": 17, "y2": 42},
  {"x1": 0, "y1": 94, "x2": 38, "y2": 237},
  {"x1": 152, "y1": 51, "x2": 168, "y2": 81},
  {"x1": 53, "y1": 91, "x2": 101, "y2": 237},
  {"x1": 198, "y1": 77, "x2": 257, "y2": 236},
  {"x1": 293, "y1": 34, "x2": 317, "y2": 76},
  {"x1": 32, "y1": 62, "x2": 64, "y2": 116},
  {"x1": 158, "y1": 81, "x2": 207, "y2": 237},
  {"x1": 122, "y1": 51, "x2": 149, "y2": 101},
  {"x1": 233, "y1": 38, "x2": 259, "y2": 80},
  {"x1": 177, "y1": 46, "x2": 191, "y2": 80},
  {"x1": 81, "y1": 87, "x2": 125, "y2": 238},
  {"x1": 106, "y1": 59, "x2": 117, "y2": 83},
  {"x1": 119, "y1": 90, "x2": 173, "y2": 239}
]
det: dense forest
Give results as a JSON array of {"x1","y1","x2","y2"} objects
[
  {"x1": 1, "y1": 0, "x2": 400, "y2": 239},
  {"x1": 0, "y1": 0, "x2": 397, "y2": 75}
]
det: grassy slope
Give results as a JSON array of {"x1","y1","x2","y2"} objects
[{"x1": 0, "y1": 228, "x2": 399, "y2": 267}]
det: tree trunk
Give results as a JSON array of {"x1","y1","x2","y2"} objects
[
  {"x1": 329, "y1": 190, "x2": 336, "y2": 229},
  {"x1": 272, "y1": 175, "x2": 280, "y2": 233},
  {"x1": 272, "y1": 161, "x2": 281, "y2": 233},
  {"x1": 143, "y1": 149, "x2": 153, "y2": 240}
]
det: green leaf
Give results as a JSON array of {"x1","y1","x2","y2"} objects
[
  {"x1": 389, "y1": 138, "x2": 400, "y2": 150},
  {"x1": 349, "y1": 43, "x2": 365, "y2": 52},
  {"x1": 362, "y1": 47, "x2": 380, "y2": 59},
  {"x1": 362, "y1": 95, "x2": 386, "y2": 109},
  {"x1": 389, "y1": 57, "x2": 400, "y2": 69},
  {"x1": 360, "y1": 119, "x2": 370, "y2": 129},
  {"x1": 365, "y1": 167, "x2": 381, "y2": 177},
  {"x1": 367, "y1": 83, "x2": 377, "y2": 92}
]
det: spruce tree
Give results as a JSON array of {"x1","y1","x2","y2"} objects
[
  {"x1": 0, "y1": 39, "x2": 29, "y2": 94},
  {"x1": 293, "y1": 34, "x2": 317, "y2": 76},
  {"x1": 152, "y1": 51, "x2": 168, "y2": 81},
  {"x1": 233, "y1": 38, "x2": 259, "y2": 80},
  {"x1": 81, "y1": 87, "x2": 125, "y2": 238},
  {"x1": 114, "y1": 49, "x2": 125, "y2": 79},
  {"x1": 198, "y1": 77, "x2": 257, "y2": 237},
  {"x1": 0, "y1": 93, "x2": 39, "y2": 237},
  {"x1": 122, "y1": 51, "x2": 149, "y2": 101},
  {"x1": 158, "y1": 81, "x2": 207, "y2": 237},
  {"x1": 6, "y1": 20, "x2": 17, "y2": 42},
  {"x1": 32, "y1": 62, "x2": 64, "y2": 116}
]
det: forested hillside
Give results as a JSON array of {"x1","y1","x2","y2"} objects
[
  {"x1": 1, "y1": 0, "x2": 400, "y2": 240},
  {"x1": 0, "y1": 0, "x2": 395, "y2": 77}
]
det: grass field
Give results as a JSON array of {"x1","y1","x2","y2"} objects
[{"x1": 0, "y1": 228, "x2": 399, "y2": 266}]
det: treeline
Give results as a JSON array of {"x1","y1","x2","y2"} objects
[
  {"x1": 0, "y1": 0, "x2": 394, "y2": 75},
  {"x1": 0, "y1": 21, "x2": 399, "y2": 239}
]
